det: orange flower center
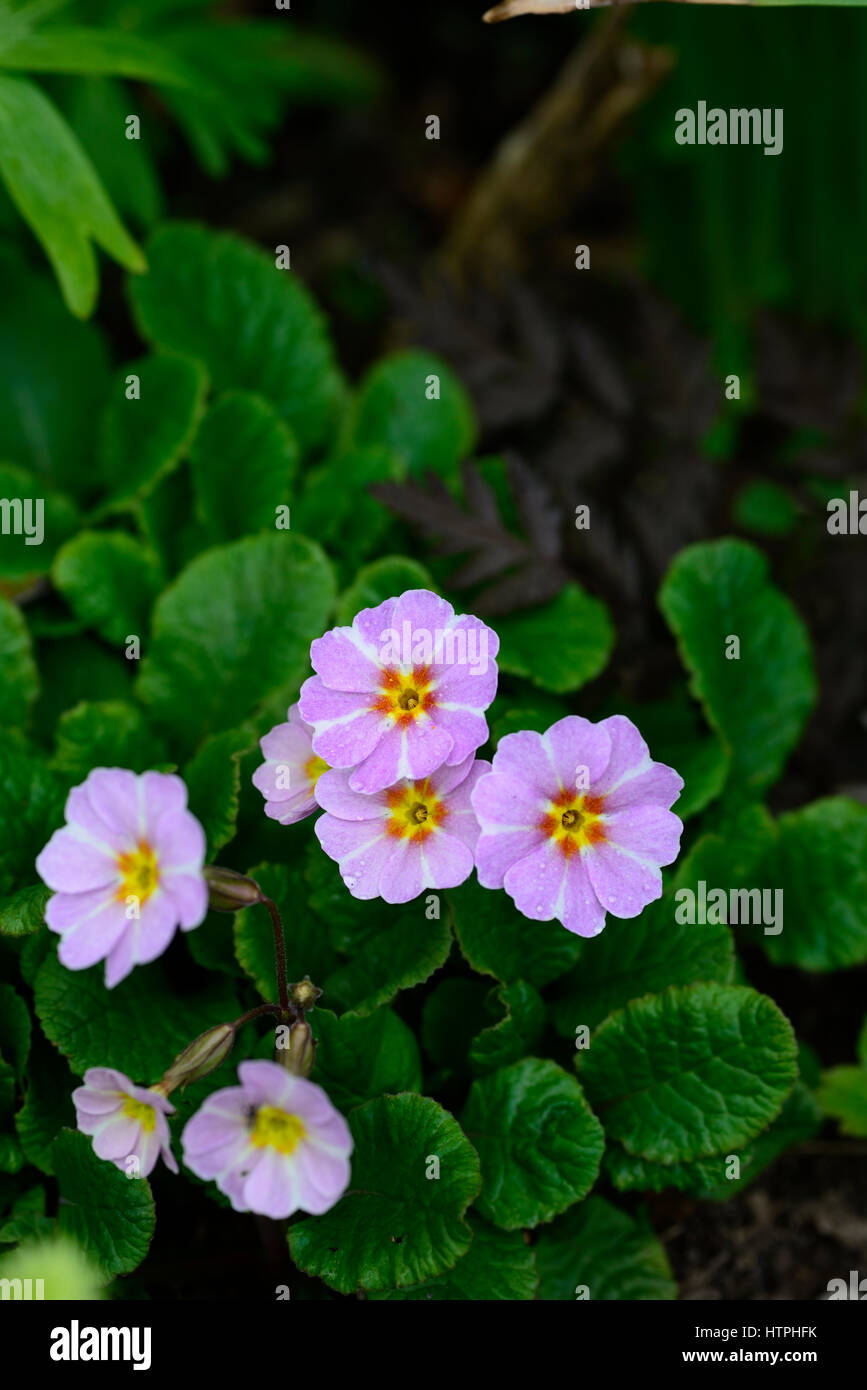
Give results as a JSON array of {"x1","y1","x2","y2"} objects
[
  {"x1": 539, "y1": 791, "x2": 607, "y2": 858},
  {"x1": 371, "y1": 666, "x2": 436, "y2": 727}
]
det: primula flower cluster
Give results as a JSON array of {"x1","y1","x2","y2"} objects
[
  {"x1": 254, "y1": 587, "x2": 683, "y2": 935},
  {"x1": 36, "y1": 584, "x2": 684, "y2": 1224}
]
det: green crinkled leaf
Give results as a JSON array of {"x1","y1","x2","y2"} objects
[
  {"x1": 52, "y1": 1129, "x2": 155, "y2": 1278},
  {"x1": 548, "y1": 896, "x2": 735, "y2": 1036},
  {"x1": 0, "y1": 464, "x2": 78, "y2": 581},
  {"x1": 311, "y1": 1006, "x2": 422, "y2": 1112},
  {"x1": 97, "y1": 353, "x2": 208, "y2": 508},
  {"x1": 757, "y1": 799, "x2": 867, "y2": 971},
  {"x1": 0, "y1": 884, "x2": 50, "y2": 938},
  {"x1": 658, "y1": 539, "x2": 816, "y2": 793},
  {"x1": 34, "y1": 947, "x2": 240, "y2": 1082},
  {"x1": 449, "y1": 877, "x2": 581, "y2": 989},
  {"x1": 288, "y1": 1094, "x2": 481, "y2": 1294},
  {"x1": 0, "y1": 251, "x2": 109, "y2": 494},
  {"x1": 0, "y1": 732, "x2": 66, "y2": 899},
  {"x1": 817, "y1": 1067, "x2": 867, "y2": 1137},
  {"x1": 341, "y1": 350, "x2": 476, "y2": 484},
  {"x1": 323, "y1": 912, "x2": 452, "y2": 1016},
  {"x1": 577, "y1": 983, "x2": 797, "y2": 1164},
  {"x1": 0, "y1": 984, "x2": 30, "y2": 1078},
  {"x1": 190, "y1": 390, "x2": 299, "y2": 543},
  {"x1": 304, "y1": 849, "x2": 452, "y2": 1013},
  {"x1": 335, "y1": 556, "x2": 435, "y2": 626},
  {"x1": 468, "y1": 981, "x2": 545, "y2": 1075},
  {"x1": 52, "y1": 530, "x2": 163, "y2": 646},
  {"x1": 0, "y1": 594, "x2": 38, "y2": 726},
  {"x1": 184, "y1": 725, "x2": 255, "y2": 857},
  {"x1": 535, "y1": 1196, "x2": 677, "y2": 1301},
  {"x1": 604, "y1": 1078, "x2": 821, "y2": 1200},
  {"x1": 234, "y1": 862, "x2": 337, "y2": 1003},
  {"x1": 369, "y1": 1214, "x2": 537, "y2": 1301},
  {"x1": 137, "y1": 532, "x2": 336, "y2": 755},
  {"x1": 130, "y1": 222, "x2": 345, "y2": 453},
  {"x1": 51, "y1": 700, "x2": 170, "y2": 779},
  {"x1": 495, "y1": 584, "x2": 614, "y2": 694},
  {"x1": 15, "y1": 1035, "x2": 75, "y2": 1175},
  {"x1": 462, "y1": 1058, "x2": 604, "y2": 1230},
  {"x1": 0, "y1": 76, "x2": 145, "y2": 318}
]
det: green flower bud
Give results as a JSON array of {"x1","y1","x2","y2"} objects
[
  {"x1": 204, "y1": 865, "x2": 263, "y2": 913},
  {"x1": 277, "y1": 1019, "x2": 316, "y2": 1077},
  {"x1": 160, "y1": 1023, "x2": 235, "y2": 1093}
]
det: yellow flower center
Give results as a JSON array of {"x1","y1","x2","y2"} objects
[
  {"x1": 116, "y1": 842, "x2": 159, "y2": 905},
  {"x1": 304, "y1": 754, "x2": 329, "y2": 792},
  {"x1": 539, "y1": 792, "x2": 607, "y2": 858},
  {"x1": 121, "y1": 1096, "x2": 157, "y2": 1132},
  {"x1": 386, "y1": 780, "x2": 446, "y2": 841},
  {"x1": 250, "y1": 1106, "x2": 306, "y2": 1155}
]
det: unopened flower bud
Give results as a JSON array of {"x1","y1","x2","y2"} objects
[
  {"x1": 290, "y1": 977, "x2": 322, "y2": 1012},
  {"x1": 161, "y1": 1023, "x2": 235, "y2": 1093},
  {"x1": 278, "y1": 1019, "x2": 316, "y2": 1077},
  {"x1": 204, "y1": 865, "x2": 263, "y2": 913}
]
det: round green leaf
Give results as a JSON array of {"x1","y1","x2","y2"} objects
[
  {"x1": 51, "y1": 700, "x2": 169, "y2": 779},
  {"x1": 342, "y1": 349, "x2": 476, "y2": 484},
  {"x1": 190, "y1": 390, "x2": 299, "y2": 543},
  {"x1": 578, "y1": 983, "x2": 798, "y2": 1164},
  {"x1": 658, "y1": 539, "x2": 816, "y2": 793},
  {"x1": 535, "y1": 1196, "x2": 676, "y2": 1301},
  {"x1": 548, "y1": 897, "x2": 735, "y2": 1035},
  {"x1": 34, "y1": 947, "x2": 240, "y2": 1082},
  {"x1": 758, "y1": 799, "x2": 867, "y2": 971},
  {"x1": 462, "y1": 1058, "x2": 604, "y2": 1230},
  {"x1": 52, "y1": 1129, "x2": 154, "y2": 1278},
  {"x1": 369, "y1": 1215, "x2": 537, "y2": 1301},
  {"x1": 288, "y1": 1094, "x2": 481, "y2": 1294},
  {"x1": 311, "y1": 1006, "x2": 422, "y2": 1112},
  {"x1": 98, "y1": 352, "x2": 208, "y2": 507},
  {"x1": 449, "y1": 877, "x2": 580, "y2": 989},
  {"x1": 52, "y1": 530, "x2": 163, "y2": 646},
  {"x1": 183, "y1": 724, "x2": 256, "y2": 857},
  {"x1": 137, "y1": 532, "x2": 336, "y2": 755},
  {"x1": 130, "y1": 223, "x2": 345, "y2": 454},
  {"x1": 468, "y1": 981, "x2": 545, "y2": 1075},
  {"x1": 495, "y1": 584, "x2": 614, "y2": 694}
]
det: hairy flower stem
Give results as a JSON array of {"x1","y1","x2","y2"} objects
[
  {"x1": 233, "y1": 1003, "x2": 282, "y2": 1030},
  {"x1": 262, "y1": 896, "x2": 290, "y2": 1016}
]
